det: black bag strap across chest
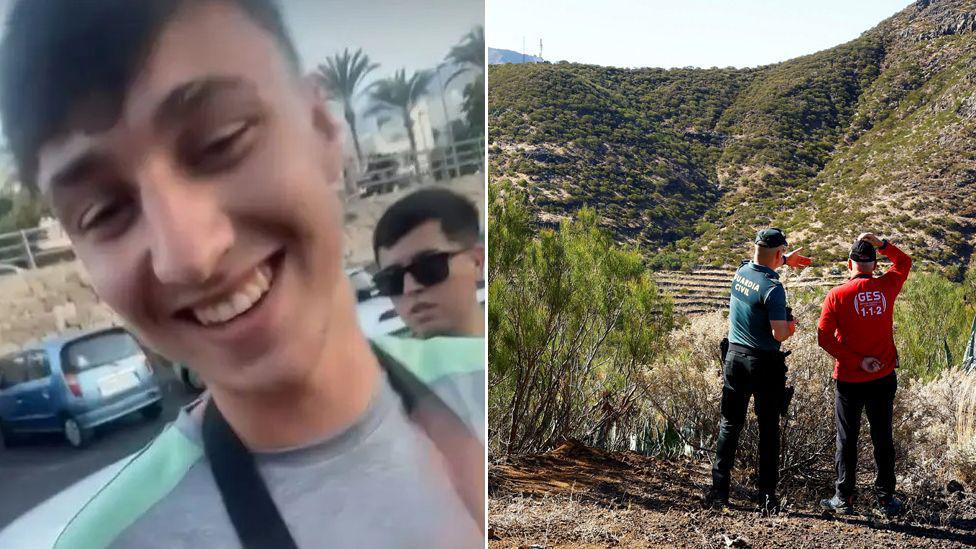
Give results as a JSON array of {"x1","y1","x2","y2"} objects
[{"x1": 200, "y1": 345, "x2": 479, "y2": 548}]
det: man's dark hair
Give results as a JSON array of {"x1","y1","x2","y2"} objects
[
  {"x1": 0, "y1": 0, "x2": 300, "y2": 189},
  {"x1": 373, "y1": 188, "x2": 481, "y2": 261}
]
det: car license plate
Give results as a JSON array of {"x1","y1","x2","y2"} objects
[{"x1": 98, "y1": 371, "x2": 138, "y2": 398}]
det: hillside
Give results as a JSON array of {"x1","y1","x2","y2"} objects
[
  {"x1": 654, "y1": 268, "x2": 849, "y2": 316},
  {"x1": 488, "y1": 0, "x2": 976, "y2": 274}
]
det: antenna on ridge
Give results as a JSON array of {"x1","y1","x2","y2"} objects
[
  {"x1": 522, "y1": 36, "x2": 525, "y2": 64},
  {"x1": 539, "y1": 39, "x2": 543, "y2": 61}
]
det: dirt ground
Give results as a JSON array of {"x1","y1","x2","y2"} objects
[{"x1": 489, "y1": 441, "x2": 976, "y2": 548}]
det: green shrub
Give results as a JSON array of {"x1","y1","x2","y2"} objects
[
  {"x1": 894, "y1": 272, "x2": 976, "y2": 381},
  {"x1": 488, "y1": 182, "x2": 675, "y2": 456}
]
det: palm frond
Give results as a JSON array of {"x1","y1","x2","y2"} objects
[{"x1": 315, "y1": 47, "x2": 379, "y2": 103}]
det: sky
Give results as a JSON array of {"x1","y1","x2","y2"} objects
[
  {"x1": 279, "y1": 0, "x2": 483, "y2": 136},
  {"x1": 281, "y1": 0, "x2": 482, "y2": 83},
  {"x1": 488, "y1": 0, "x2": 911, "y2": 69}
]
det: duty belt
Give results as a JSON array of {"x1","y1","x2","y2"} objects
[{"x1": 728, "y1": 342, "x2": 791, "y2": 360}]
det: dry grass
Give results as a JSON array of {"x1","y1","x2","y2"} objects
[
  {"x1": 637, "y1": 302, "x2": 976, "y2": 503},
  {"x1": 954, "y1": 376, "x2": 976, "y2": 485}
]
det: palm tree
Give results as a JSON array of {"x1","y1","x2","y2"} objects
[
  {"x1": 367, "y1": 69, "x2": 435, "y2": 175},
  {"x1": 315, "y1": 48, "x2": 379, "y2": 165},
  {"x1": 444, "y1": 25, "x2": 484, "y2": 86}
]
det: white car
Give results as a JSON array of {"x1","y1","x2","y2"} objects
[{"x1": 0, "y1": 457, "x2": 128, "y2": 548}]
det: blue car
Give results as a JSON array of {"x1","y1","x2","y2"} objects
[{"x1": 0, "y1": 327, "x2": 162, "y2": 449}]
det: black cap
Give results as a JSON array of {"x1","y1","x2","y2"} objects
[
  {"x1": 849, "y1": 240, "x2": 877, "y2": 262},
  {"x1": 755, "y1": 228, "x2": 788, "y2": 248}
]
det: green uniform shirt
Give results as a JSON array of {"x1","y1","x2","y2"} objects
[{"x1": 727, "y1": 262, "x2": 788, "y2": 352}]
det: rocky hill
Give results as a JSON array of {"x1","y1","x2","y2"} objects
[{"x1": 488, "y1": 0, "x2": 976, "y2": 276}]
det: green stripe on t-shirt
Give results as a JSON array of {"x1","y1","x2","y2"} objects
[
  {"x1": 54, "y1": 425, "x2": 203, "y2": 549},
  {"x1": 371, "y1": 336, "x2": 484, "y2": 384}
]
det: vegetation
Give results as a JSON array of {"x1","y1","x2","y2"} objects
[
  {"x1": 367, "y1": 69, "x2": 435, "y2": 173},
  {"x1": 894, "y1": 270, "x2": 976, "y2": 380},
  {"x1": 444, "y1": 25, "x2": 485, "y2": 85},
  {"x1": 488, "y1": 183, "x2": 674, "y2": 456},
  {"x1": 444, "y1": 26, "x2": 486, "y2": 136},
  {"x1": 488, "y1": 0, "x2": 976, "y2": 271},
  {"x1": 315, "y1": 48, "x2": 379, "y2": 164},
  {"x1": 0, "y1": 185, "x2": 45, "y2": 233},
  {"x1": 488, "y1": 175, "x2": 976, "y2": 513}
]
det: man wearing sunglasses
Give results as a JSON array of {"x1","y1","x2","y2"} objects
[
  {"x1": 373, "y1": 188, "x2": 485, "y2": 338},
  {"x1": 0, "y1": 0, "x2": 484, "y2": 547}
]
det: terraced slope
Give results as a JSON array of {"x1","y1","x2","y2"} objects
[{"x1": 655, "y1": 268, "x2": 849, "y2": 317}]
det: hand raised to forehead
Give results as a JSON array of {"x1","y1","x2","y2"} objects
[{"x1": 856, "y1": 233, "x2": 883, "y2": 248}]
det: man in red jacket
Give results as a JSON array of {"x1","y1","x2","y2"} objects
[{"x1": 817, "y1": 233, "x2": 911, "y2": 517}]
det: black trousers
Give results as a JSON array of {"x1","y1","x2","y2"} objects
[
  {"x1": 711, "y1": 348, "x2": 786, "y2": 497},
  {"x1": 834, "y1": 372, "x2": 897, "y2": 499}
]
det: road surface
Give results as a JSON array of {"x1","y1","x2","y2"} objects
[{"x1": 0, "y1": 368, "x2": 197, "y2": 529}]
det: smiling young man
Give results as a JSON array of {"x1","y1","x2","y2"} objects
[
  {"x1": 0, "y1": 0, "x2": 484, "y2": 547},
  {"x1": 373, "y1": 188, "x2": 485, "y2": 338}
]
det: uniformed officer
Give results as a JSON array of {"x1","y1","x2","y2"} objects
[{"x1": 707, "y1": 228, "x2": 811, "y2": 513}]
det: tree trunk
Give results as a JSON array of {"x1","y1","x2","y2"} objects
[
  {"x1": 403, "y1": 107, "x2": 421, "y2": 179},
  {"x1": 345, "y1": 104, "x2": 364, "y2": 165}
]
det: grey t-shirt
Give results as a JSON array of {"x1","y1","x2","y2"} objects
[{"x1": 109, "y1": 376, "x2": 482, "y2": 548}]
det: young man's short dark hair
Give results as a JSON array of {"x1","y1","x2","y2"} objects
[
  {"x1": 0, "y1": 0, "x2": 299, "y2": 188},
  {"x1": 372, "y1": 187, "x2": 480, "y2": 261}
]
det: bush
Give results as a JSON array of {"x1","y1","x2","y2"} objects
[
  {"x1": 642, "y1": 302, "x2": 837, "y2": 493},
  {"x1": 639, "y1": 283, "x2": 976, "y2": 503},
  {"x1": 894, "y1": 272, "x2": 976, "y2": 380},
  {"x1": 488, "y1": 182, "x2": 675, "y2": 457},
  {"x1": 0, "y1": 188, "x2": 46, "y2": 233},
  {"x1": 896, "y1": 369, "x2": 976, "y2": 489}
]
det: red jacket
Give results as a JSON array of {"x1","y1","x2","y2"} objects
[{"x1": 817, "y1": 242, "x2": 912, "y2": 383}]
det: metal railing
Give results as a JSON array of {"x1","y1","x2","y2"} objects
[
  {"x1": 355, "y1": 136, "x2": 484, "y2": 197},
  {"x1": 0, "y1": 223, "x2": 74, "y2": 271}
]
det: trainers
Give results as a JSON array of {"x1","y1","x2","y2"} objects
[
  {"x1": 758, "y1": 493, "x2": 781, "y2": 516},
  {"x1": 704, "y1": 488, "x2": 729, "y2": 510},
  {"x1": 876, "y1": 494, "x2": 904, "y2": 517},
  {"x1": 820, "y1": 494, "x2": 854, "y2": 515}
]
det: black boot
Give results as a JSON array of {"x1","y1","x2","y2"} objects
[{"x1": 704, "y1": 487, "x2": 729, "y2": 510}]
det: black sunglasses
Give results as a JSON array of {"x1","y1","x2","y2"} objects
[{"x1": 373, "y1": 249, "x2": 467, "y2": 297}]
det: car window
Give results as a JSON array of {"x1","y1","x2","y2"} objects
[
  {"x1": 63, "y1": 331, "x2": 142, "y2": 373},
  {"x1": 0, "y1": 354, "x2": 30, "y2": 389},
  {"x1": 26, "y1": 351, "x2": 51, "y2": 381}
]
